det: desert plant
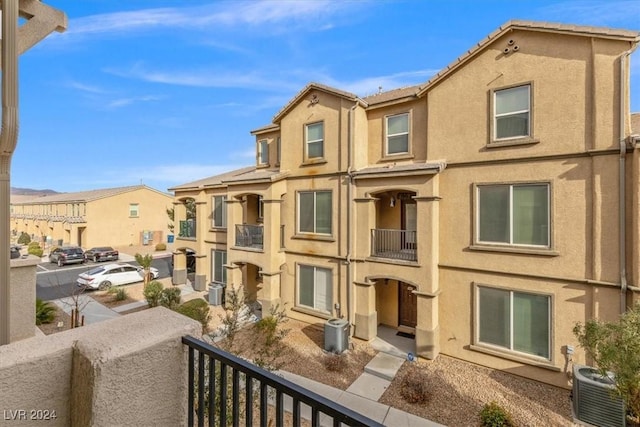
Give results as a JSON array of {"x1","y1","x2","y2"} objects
[
  {"x1": 159, "y1": 287, "x2": 181, "y2": 309},
  {"x1": 177, "y1": 299, "x2": 210, "y2": 333},
  {"x1": 134, "y1": 253, "x2": 154, "y2": 287},
  {"x1": 108, "y1": 286, "x2": 128, "y2": 301},
  {"x1": 574, "y1": 303, "x2": 640, "y2": 421},
  {"x1": 213, "y1": 285, "x2": 246, "y2": 352},
  {"x1": 399, "y1": 363, "x2": 430, "y2": 404},
  {"x1": 27, "y1": 242, "x2": 43, "y2": 257},
  {"x1": 252, "y1": 304, "x2": 289, "y2": 370},
  {"x1": 35, "y1": 298, "x2": 56, "y2": 325},
  {"x1": 480, "y1": 401, "x2": 514, "y2": 427},
  {"x1": 17, "y1": 232, "x2": 30, "y2": 245},
  {"x1": 155, "y1": 242, "x2": 167, "y2": 251},
  {"x1": 143, "y1": 280, "x2": 164, "y2": 307},
  {"x1": 323, "y1": 351, "x2": 348, "y2": 372}
]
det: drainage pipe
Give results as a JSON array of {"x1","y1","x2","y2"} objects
[
  {"x1": 0, "y1": 0, "x2": 20, "y2": 346},
  {"x1": 618, "y1": 43, "x2": 638, "y2": 315},
  {"x1": 346, "y1": 102, "x2": 358, "y2": 331}
]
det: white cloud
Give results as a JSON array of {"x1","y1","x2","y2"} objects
[
  {"x1": 66, "y1": 80, "x2": 108, "y2": 94},
  {"x1": 106, "y1": 95, "x2": 164, "y2": 109}
]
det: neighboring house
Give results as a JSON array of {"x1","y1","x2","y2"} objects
[
  {"x1": 170, "y1": 20, "x2": 640, "y2": 388},
  {"x1": 10, "y1": 185, "x2": 173, "y2": 248}
]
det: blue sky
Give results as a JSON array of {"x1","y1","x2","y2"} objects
[{"x1": 12, "y1": 0, "x2": 640, "y2": 193}]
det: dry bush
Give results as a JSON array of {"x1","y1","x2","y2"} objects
[
  {"x1": 323, "y1": 352, "x2": 348, "y2": 372},
  {"x1": 399, "y1": 363, "x2": 430, "y2": 404}
]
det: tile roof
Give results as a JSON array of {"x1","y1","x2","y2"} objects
[
  {"x1": 250, "y1": 123, "x2": 280, "y2": 135},
  {"x1": 362, "y1": 84, "x2": 423, "y2": 107},
  {"x1": 168, "y1": 166, "x2": 256, "y2": 191},
  {"x1": 10, "y1": 185, "x2": 170, "y2": 205},
  {"x1": 352, "y1": 161, "x2": 446, "y2": 179}
]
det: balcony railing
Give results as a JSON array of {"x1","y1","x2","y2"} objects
[
  {"x1": 183, "y1": 336, "x2": 383, "y2": 427},
  {"x1": 179, "y1": 220, "x2": 196, "y2": 238},
  {"x1": 371, "y1": 228, "x2": 417, "y2": 261},
  {"x1": 235, "y1": 224, "x2": 263, "y2": 249}
]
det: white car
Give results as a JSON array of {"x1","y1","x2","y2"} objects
[{"x1": 77, "y1": 263, "x2": 159, "y2": 290}]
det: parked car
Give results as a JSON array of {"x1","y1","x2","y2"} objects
[
  {"x1": 77, "y1": 263, "x2": 159, "y2": 290},
  {"x1": 84, "y1": 246, "x2": 119, "y2": 263},
  {"x1": 10, "y1": 245, "x2": 20, "y2": 259},
  {"x1": 49, "y1": 246, "x2": 85, "y2": 267}
]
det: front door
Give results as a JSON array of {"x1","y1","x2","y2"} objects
[{"x1": 398, "y1": 282, "x2": 417, "y2": 332}]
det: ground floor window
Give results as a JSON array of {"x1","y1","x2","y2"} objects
[
  {"x1": 477, "y1": 285, "x2": 550, "y2": 359},
  {"x1": 211, "y1": 250, "x2": 227, "y2": 284},
  {"x1": 297, "y1": 264, "x2": 332, "y2": 313}
]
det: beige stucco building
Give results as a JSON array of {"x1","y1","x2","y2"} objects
[
  {"x1": 170, "y1": 21, "x2": 640, "y2": 388},
  {"x1": 10, "y1": 185, "x2": 173, "y2": 249}
]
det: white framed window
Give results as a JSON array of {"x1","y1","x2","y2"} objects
[
  {"x1": 212, "y1": 196, "x2": 227, "y2": 228},
  {"x1": 258, "y1": 139, "x2": 269, "y2": 165},
  {"x1": 297, "y1": 264, "x2": 332, "y2": 313},
  {"x1": 386, "y1": 113, "x2": 409, "y2": 155},
  {"x1": 257, "y1": 195, "x2": 264, "y2": 220},
  {"x1": 211, "y1": 250, "x2": 227, "y2": 284},
  {"x1": 494, "y1": 85, "x2": 530, "y2": 140},
  {"x1": 297, "y1": 190, "x2": 331, "y2": 235},
  {"x1": 129, "y1": 203, "x2": 139, "y2": 218},
  {"x1": 305, "y1": 122, "x2": 324, "y2": 159},
  {"x1": 476, "y1": 285, "x2": 551, "y2": 359},
  {"x1": 476, "y1": 183, "x2": 549, "y2": 247}
]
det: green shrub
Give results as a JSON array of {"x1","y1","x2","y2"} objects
[
  {"x1": 35, "y1": 298, "x2": 56, "y2": 325},
  {"x1": 27, "y1": 243, "x2": 43, "y2": 258},
  {"x1": 17, "y1": 232, "x2": 30, "y2": 245},
  {"x1": 176, "y1": 299, "x2": 210, "y2": 332},
  {"x1": 480, "y1": 402, "x2": 514, "y2": 427},
  {"x1": 159, "y1": 287, "x2": 181, "y2": 309},
  {"x1": 143, "y1": 281, "x2": 164, "y2": 307},
  {"x1": 108, "y1": 286, "x2": 128, "y2": 301},
  {"x1": 399, "y1": 363, "x2": 430, "y2": 404},
  {"x1": 155, "y1": 242, "x2": 167, "y2": 251}
]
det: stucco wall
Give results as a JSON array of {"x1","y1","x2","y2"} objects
[
  {"x1": 0, "y1": 308, "x2": 201, "y2": 426},
  {"x1": 9, "y1": 255, "x2": 39, "y2": 342}
]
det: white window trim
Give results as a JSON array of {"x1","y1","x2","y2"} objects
[
  {"x1": 258, "y1": 139, "x2": 269, "y2": 166},
  {"x1": 493, "y1": 84, "x2": 531, "y2": 141},
  {"x1": 129, "y1": 203, "x2": 139, "y2": 218},
  {"x1": 474, "y1": 284, "x2": 552, "y2": 361},
  {"x1": 212, "y1": 196, "x2": 227, "y2": 228},
  {"x1": 475, "y1": 182, "x2": 550, "y2": 248},
  {"x1": 297, "y1": 190, "x2": 332, "y2": 235},
  {"x1": 305, "y1": 122, "x2": 324, "y2": 160},
  {"x1": 385, "y1": 112, "x2": 410, "y2": 156},
  {"x1": 296, "y1": 263, "x2": 332, "y2": 314}
]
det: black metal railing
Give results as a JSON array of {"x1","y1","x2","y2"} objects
[
  {"x1": 235, "y1": 224, "x2": 264, "y2": 249},
  {"x1": 179, "y1": 220, "x2": 196, "y2": 238},
  {"x1": 182, "y1": 336, "x2": 383, "y2": 427},
  {"x1": 371, "y1": 228, "x2": 417, "y2": 261}
]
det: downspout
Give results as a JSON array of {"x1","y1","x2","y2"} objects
[
  {"x1": 346, "y1": 102, "x2": 357, "y2": 330},
  {"x1": 0, "y1": 1, "x2": 19, "y2": 345},
  {"x1": 618, "y1": 44, "x2": 638, "y2": 314}
]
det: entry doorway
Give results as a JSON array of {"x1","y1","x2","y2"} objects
[{"x1": 398, "y1": 282, "x2": 417, "y2": 334}]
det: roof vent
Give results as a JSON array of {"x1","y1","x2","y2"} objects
[{"x1": 572, "y1": 364, "x2": 626, "y2": 427}]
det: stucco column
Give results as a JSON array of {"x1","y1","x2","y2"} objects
[
  {"x1": 227, "y1": 197, "x2": 244, "y2": 247},
  {"x1": 9, "y1": 256, "x2": 39, "y2": 342},
  {"x1": 226, "y1": 263, "x2": 243, "y2": 307},
  {"x1": 415, "y1": 292, "x2": 440, "y2": 359},
  {"x1": 258, "y1": 270, "x2": 282, "y2": 316},
  {"x1": 353, "y1": 196, "x2": 378, "y2": 260},
  {"x1": 353, "y1": 280, "x2": 377, "y2": 340},
  {"x1": 193, "y1": 252, "x2": 207, "y2": 291}
]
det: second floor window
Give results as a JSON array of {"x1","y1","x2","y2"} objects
[
  {"x1": 494, "y1": 85, "x2": 530, "y2": 140},
  {"x1": 477, "y1": 183, "x2": 549, "y2": 248},
  {"x1": 306, "y1": 122, "x2": 324, "y2": 159},
  {"x1": 298, "y1": 190, "x2": 331, "y2": 235},
  {"x1": 258, "y1": 139, "x2": 269, "y2": 165},
  {"x1": 212, "y1": 196, "x2": 227, "y2": 228},
  {"x1": 129, "y1": 203, "x2": 139, "y2": 218},
  {"x1": 386, "y1": 113, "x2": 409, "y2": 155}
]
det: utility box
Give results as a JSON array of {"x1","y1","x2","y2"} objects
[
  {"x1": 208, "y1": 283, "x2": 224, "y2": 306},
  {"x1": 324, "y1": 318, "x2": 350, "y2": 353}
]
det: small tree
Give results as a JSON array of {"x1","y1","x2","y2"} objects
[
  {"x1": 135, "y1": 253, "x2": 154, "y2": 288},
  {"x1": 573, "y1": 304, "x2": 640, "y2": 421},
  {"x1": 17, "y1": 231, "x2": 30, "y2": 245}
]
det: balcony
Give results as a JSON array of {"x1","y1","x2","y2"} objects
[
  {"x1": 180, "y1": 219, "x2": 196, "y2": 239},
  {"x1": 371, "y1": 229, "x2": 417, "y2": 262},
  {"x1": 235, "y1": 224, "x2": 264, "y2": 249},
  {"x1": 183, "y1": 335, "x2": 381, "y2": 427}
]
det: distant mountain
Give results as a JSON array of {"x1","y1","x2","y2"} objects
[{"x1": 10, "y1": 187, "x2": 59, "y2": 196}]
